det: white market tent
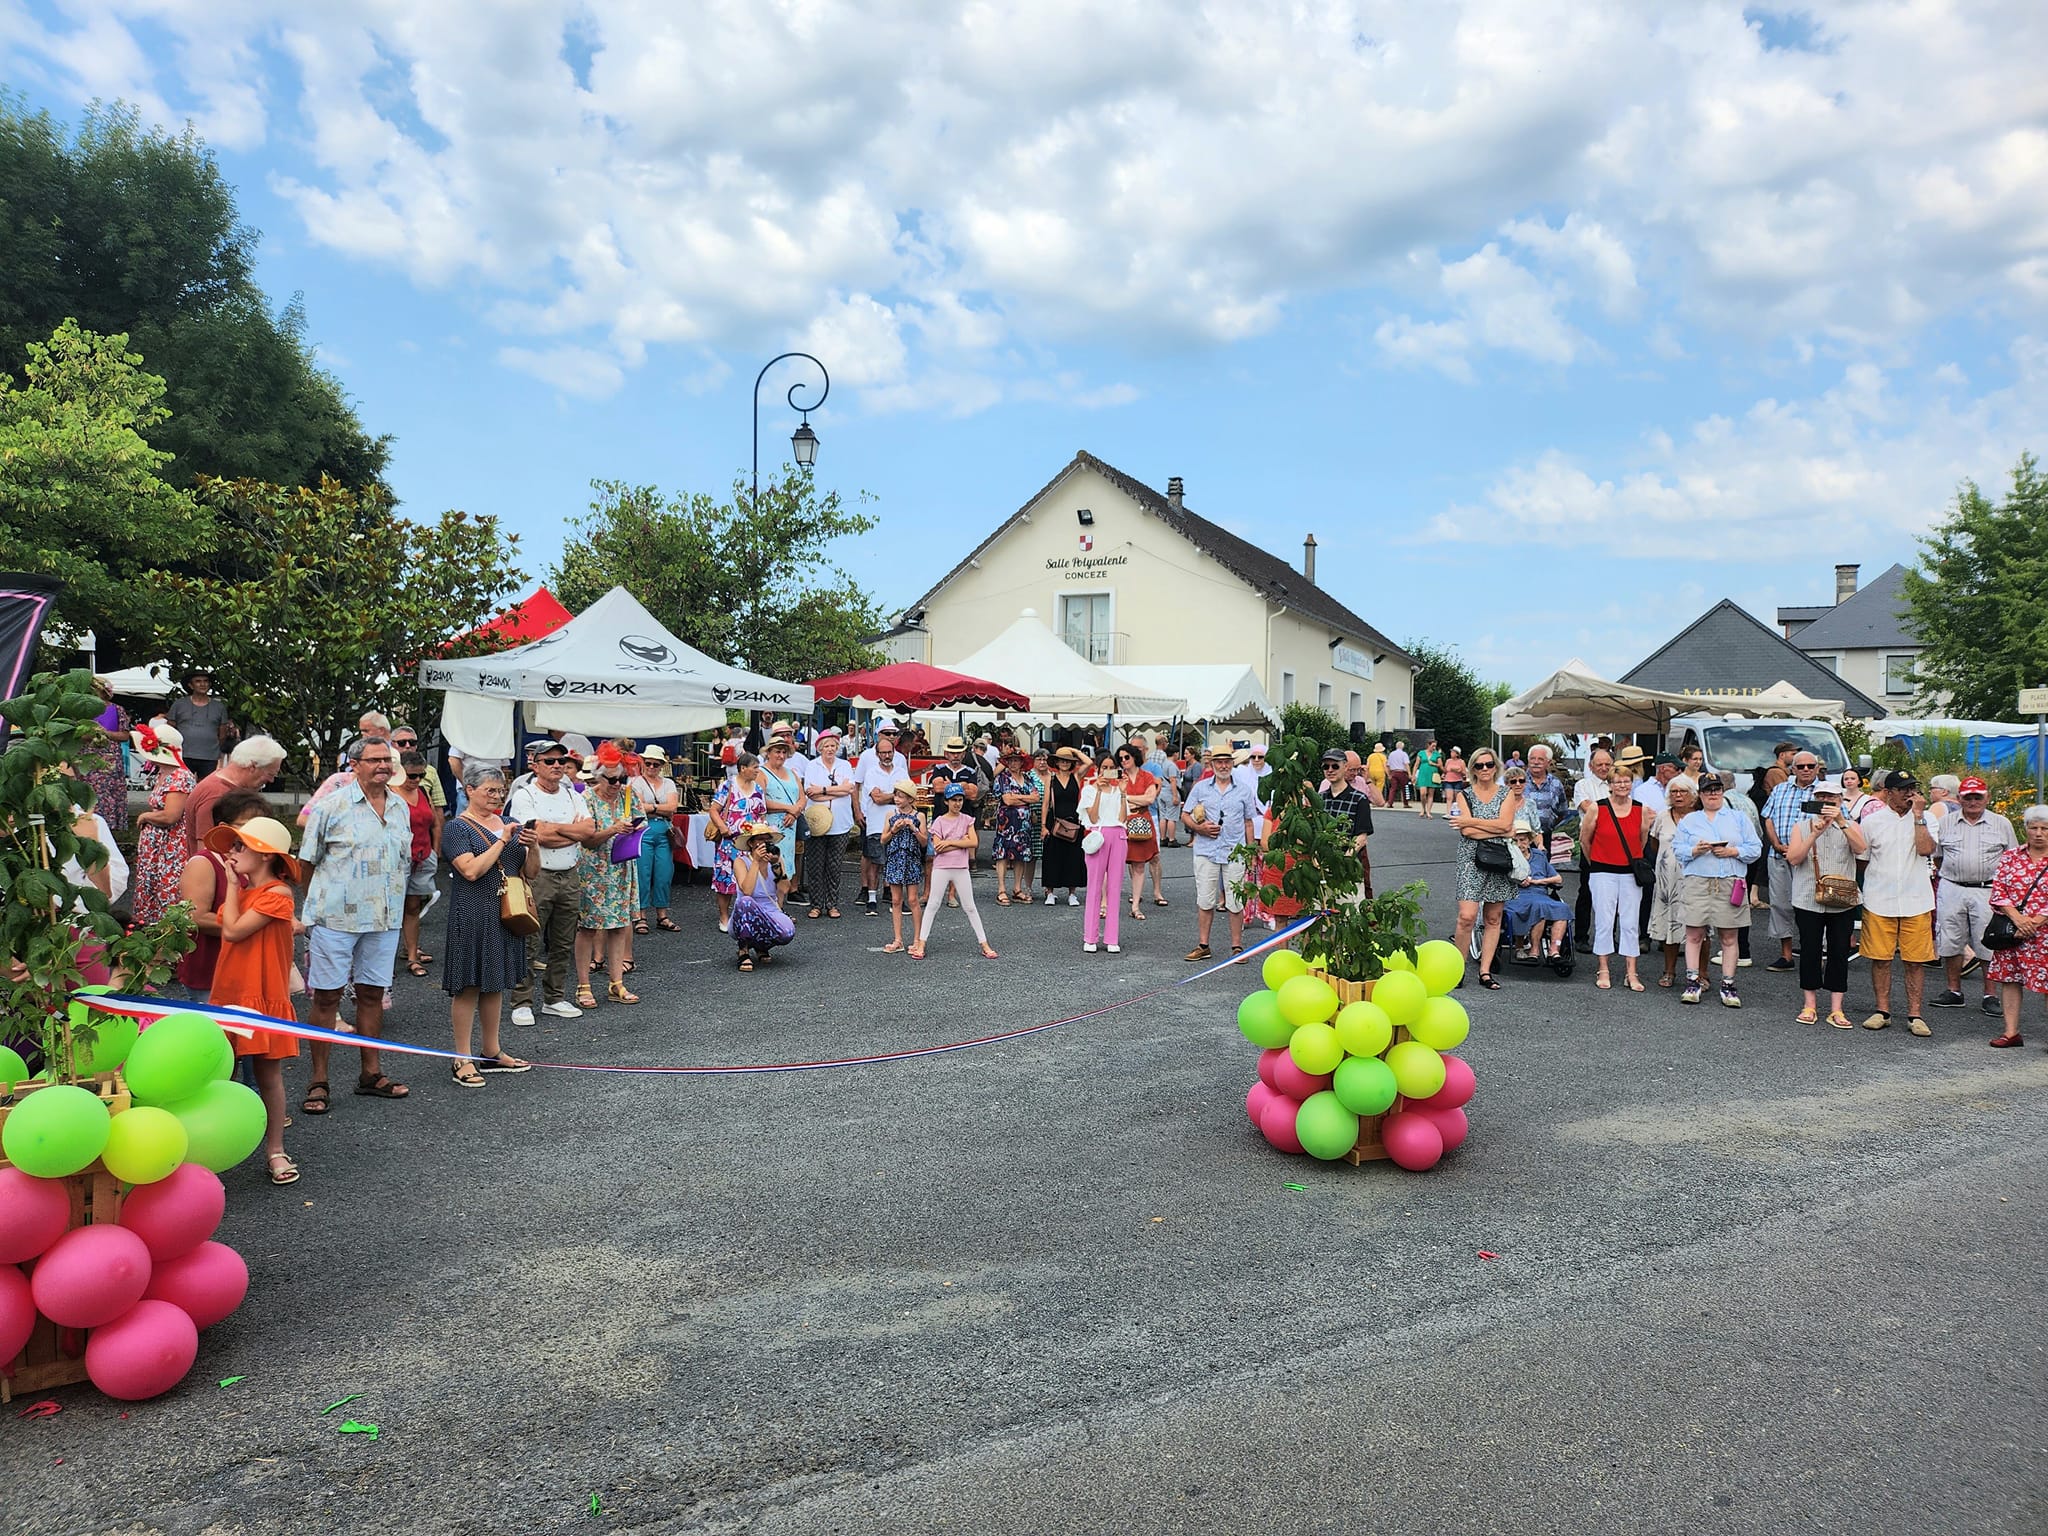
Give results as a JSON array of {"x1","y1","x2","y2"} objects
[
  {"x1": 100, "y1": 661, "x2": 179, "y2": 699},
  {"x1": 940, "y1": 611, "x2": 1184, "y2": 722},
  {"x1": 1491, "y1": 659, "x2": 1704, "y2": 738},
  {"x1": 421, "y1": 586, "x2": 813, "y2": 758},
  {"x1": 1107, "y1": 663, "x2": 1280, "y2": 730},
  {"x1": 1685, "y1": 679, "x2": 1846, "y2": 721}
]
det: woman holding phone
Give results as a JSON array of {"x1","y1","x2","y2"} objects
[
  {"x1": 441, "y1": 765, "x2": 536, "y2": 1086},
  {"x1": 1079, "y1": 749, "x2": 1131, "y2": 953}
]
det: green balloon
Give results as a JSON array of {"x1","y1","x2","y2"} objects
[
  {"x1": 1333, "y1": 1000, "x2": 1393, "y2": 1060},
  {"x1": 1295, "y1": 1090, "x2": 1362, "y2": 1160},
  {"x1": 124, "y1": 1014, "x2": 233, "y2": 1107},
  {"x1": 100, "y1": 1105, "x2": 189, "y2": 1185},
  {"x1": 1236, "y1": 990, "x2": 1293, "y2": 1049},
  {"x1": 1276, "y1": 973, "x2": 1339, "y2": 1028},
  {"x1": 166, "y1": 1078, "x2": 267, "y2": 1172},
  {"x1": 1386, "y1": 1040, "x2": 1447, "y2": 1101},
  {"x1": 1261, "y1": 948, "x2": 1310, "y2": 991},
  {"x1": 85, "y1": 1014, "x2": 141, "y2": 1075},
  {"x1": 1289, "y1": 1021, "x2": 1344, "y2": 1076},
  {"x1": 0, "y1": 1084, "x2": 112, "y2": 1177},
  {"x1": 1371, "y1": 970, "x2": 1428, "y2": 1029},
  {"x1": 1413, "y1": 939, "x2": 1467, "y2": 997},
  {"x1": 1382, "y1": 949, "x2": 1416, "y2": 973},
  {"x1": 1333, "y1": 1055, "x2": 1399, "y2": 1116},
  {"x1": 0, "y1": 1044, "x2": 28, "y2": 1092},
  {"x1": 1409, "y1": 996, "x2": 1471, "y2": 1052}
]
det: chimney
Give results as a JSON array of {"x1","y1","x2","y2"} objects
[
  {"x1": 1303, "y1": 533, "x2": 1318, "y2": 585},
  {"x1": 1165, "y1": 476, "x2": 1184, "y2": 511},
  {"x1": 1834, "y1": 563, "x2": 1859, "y2": 604}
]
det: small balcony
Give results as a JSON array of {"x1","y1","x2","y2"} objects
[{"x1": 1062, "y1": 630, "x2": 1130, "y2": 667}]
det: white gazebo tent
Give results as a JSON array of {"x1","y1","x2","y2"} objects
[
  {"x1": 940, "y1": 611, "x2": 1184, "y2": 723},
  {"x1": 1681, "y1": 679, "x2": 1846, "y2": 721},
  {"x1": 100, "y1": 661, "x2": 179, "y2": 699},
  {"x1": 421, "y1": 586, "x2": 813, "y2": 758},
  {"x1": 1108, "y1": 663, "x2": 1280, "y2": 730},
  {"x1": 1491, "y1": 659, "x2": 1704, "y2": 739}
]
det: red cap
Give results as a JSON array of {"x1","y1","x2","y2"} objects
[{"x1": 1957, "y1": 776, "x2": 1989, "y2": 795}]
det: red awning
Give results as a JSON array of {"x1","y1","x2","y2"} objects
[
  {"x1": 447, "y1": 588, "x2": 574, "y2": 653},
  {"x1": 806, "y1": 662, "x2": 1030, "y2": 712}
]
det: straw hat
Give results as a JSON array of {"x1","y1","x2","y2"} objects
[
  {"x1": 204, "y1": 816, "x2": 306, "y2": 882},
  {"x1": 802, "y1": 802, "x2": 834, "y2": 835},
  {"x1": 641, "y1": 744, "x2": 668, "y2": 764},
  {"x1": 739, "y1": 821, "x2": 777, "y2": 844},
  {"x1": 130, "y1": 721, "x2": 185, "y2": 768}
]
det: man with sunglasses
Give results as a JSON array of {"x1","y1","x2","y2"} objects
[
  {"x1": 507, "y1": 741, "x2": 599, "y2": 1025},
  {"x1": 1931, "y1": 775, "x2": 2018, "y2": 1016},
  {"x1": 1761, "y1": 750, "x2": 1825, "y2": 970},
  {"x1": 389, "y1": 723, "x2": 445, "y2": 812}
]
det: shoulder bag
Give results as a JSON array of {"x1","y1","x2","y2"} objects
[
  {"x1": 1601, "y1": 802, "x2": 1656, "y2": 889},
  {"x1": 1463, "y1": 786, "x2": 1514, "y2": 873},
  {"x1": 1983, "y1": 862, "x2": 2048, "y2": 951},
  {"x1": 477, "y1": 816, "x2": 542, "y2": 935}
]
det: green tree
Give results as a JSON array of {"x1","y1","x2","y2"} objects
[
  {"x1": 0, "y1": 320, "x2": 209, "y2": 663},
  {"x1": 160, "y1": 479, "x2": 525, "y2": 775},
  {"x1": 1901, "y1": 454, "x2": 2048, "y2": 718},
  {"x1": 552, "y1": 475, "x2": 885, "y2": 682},
  {"x1": 0, "y1": 99, "x2": 388, "y2": 492},
  {"x1": 1278, "y1": 702, "x2": 1349, "y2": 758},
  {"x1": 1405, "y1": 638, "x2": 1494, "y2": 752}
]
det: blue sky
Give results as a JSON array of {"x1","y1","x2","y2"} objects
[{"x1": 6, "y1": 1, "x2": 2045, "y2": 688}]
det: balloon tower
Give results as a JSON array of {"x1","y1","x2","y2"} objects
[
  {"x1": 1, "y1": 1009, "x2": 263, "y2": 1401},
  {"x1": 1237, "y1": 940, "x2": 1476, "y2": 1171}
]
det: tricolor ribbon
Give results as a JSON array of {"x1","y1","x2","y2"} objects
[{"x1": 78, "y1": 913, "x2": 1322, "y2": 1076}]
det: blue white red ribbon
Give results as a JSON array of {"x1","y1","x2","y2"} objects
[{"x1": 80, "y1": 912, "x2": 1322, "y2": 1077}]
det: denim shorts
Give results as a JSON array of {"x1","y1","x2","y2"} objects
[{"x1": 306, "y1": 926, "x2": 401, "y2": 991}]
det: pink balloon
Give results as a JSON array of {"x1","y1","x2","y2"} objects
[
  {"x1": 143, "y1": 1241, "x2": 248, "y2": 1330},
  {"x1": 1424, "y1": 1053, "x2": 1475, "y2": 1111},
  {"x1": 0, "y1": 1264, "x2": 35, "y2": 1364},
  {"x1": 85, "y1": 1299, "x2": 198, "y2": 1401},
  {"x1": 1258, "y1": 1095, "x2": 1305, "y2": 1155},
  {"x1": 0, "y1": 1168, "x2": 73, "y2": 1263},
  {"x1": 119, "y1": 1163, "x2": 225, "y2": 1262},
  {"x1": 1415, "y1": 1103, "x2": 1469, "y2": 1152},
  {"x1": 1246, "y1": 1081, "x2": 1278, "y2": 1127},
  {"x1": 1381, "y1": 1111, "x2": 1445, "y2": 1172},
  {"x1": 1256, "y1": 1048, "x2": 1288, "y2": 1092},
  {"x1": 1268, "y1": 1054, "x2": 1333, "y2": 1102},
  {"x1": 30, "y1": 1224, "x2": 153, "y2": 1328}
]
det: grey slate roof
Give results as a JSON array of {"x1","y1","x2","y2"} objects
[
  {"x1": 1775, "y1": 604, "x2": 1832, "y2": 631},
  {"x1": 1622, "y1": 599, "x2": 1888, "y2": 718},
  {"x1": 1784, "y1": 563, "x2": 1920, "y2": 651},
  {"x1": 901, "y1": 450, "x2": 1414, "y2": 666}
]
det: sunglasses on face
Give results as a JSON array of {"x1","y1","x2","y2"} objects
[
  {"x1": 1471, "y1": 760, "x2": 1497, "y2": 770},
  {"x1": 537, "y1": 756, "x2": 570, "y2": 766},
  {"x1": 392, "y1": 737, "x2": 416, "y2": 747}
]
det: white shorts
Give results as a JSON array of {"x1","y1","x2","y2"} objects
[
  {"x1": 1936, "y1": 882, "x2": 1993, "y2": 958},
  {"x1": 306, "y1": 926, "x2": 400, "y2": 992},
  {"x1": 1195, "y1": 857, "x2": 1246, "y2": 913}
]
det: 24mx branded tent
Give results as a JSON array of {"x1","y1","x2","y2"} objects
[{"x1": 421, "y1": 586, "x2": 813, "y2": 758}]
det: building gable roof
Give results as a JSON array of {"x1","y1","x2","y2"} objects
[
  {"x1": 900, "y1": 451, "x2": 1413, "y2": 667},
  {"x1": 1784, "y1": 562, "x2": 1919, "y2": 651},
  {"x1": 1621, "y1": 599, "x2": 1888, "y2": 717}
]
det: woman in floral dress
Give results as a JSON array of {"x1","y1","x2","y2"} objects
[
  {"x1": 575, "y1": 748, "x2": 644, "y2": 1006},
  {"x1": 129, "y1": 724, "x2": 196, "y2": 926},
  {"x1": 85, "y1": 683, "x2": 133, "y2": 833},
  {"x1": 992, "y1": 749, "x2": 1035, "y2": 905},
  {"x1": 708, "y1": 752, "x2": 767, "y2": 933},
  {"x1": 1987, "y1": 806, "x2": 2048, "y2": 1047}
]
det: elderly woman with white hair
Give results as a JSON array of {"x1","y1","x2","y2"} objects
[
  {"x1": 1987, "y1": 804, "x2": 2048, "y2": 1048},
  {"x1": 1645, "y1": 773, "x2": 1700, "y2": 988}
]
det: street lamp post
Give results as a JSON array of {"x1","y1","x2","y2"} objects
[{"x1": 751, "y1": 352, "x2": 830, "y2": 508}]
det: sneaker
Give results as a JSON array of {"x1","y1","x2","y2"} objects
[
  {"x1": 1981, "y1": 994, "x2": 2004, "y2": 1017},
  {"x1": 719, "y1": 920, "x2": 730, "y2": 933},
  {"x1": 1765, "y1": 958, "x2": 1797, "y2": 972},
  {"x1": 1106, "y1": 944, "x2": 1121, "y2": 954},
  {"x1": 511, "y1": 1004, "x2": 536, "y2": 1028},
  {"x1": 1083, "y1": 942, "x2": 1098, "y2": 953},
  {"x1": 1929, "y1": 989, "x2": 1967, "y2": 1008},
  {"x1": 1680, "y1": 976, "x2": 1703, "y2": 1005},
  {"x1": 1068, "y1": 894, "x2": 1080, "y2": 906},
  {"x1": 1861, "y1": 1011, "x2": 1890, "y2": 1030},
  {"x1": 1719, "y1": 982, "x2": 1741, "y2": 1009},
  {"x1": 1046, "y1": 892, "x2": 1058, "y2": 906},
  {"x1": 1735, "y1": 957, "x2": 1752, "y2": 968},
  {"x1": 542, "y1": 1000, "x2": 584, "y2": 1020}
]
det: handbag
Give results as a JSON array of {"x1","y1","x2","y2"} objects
[
  {"x1": 1601, "y1": 802, "x2": 1656, "y2": 889},
  {"x1": 1983, "y1": 863, "x2": 2048, "y2": 950},
  {"x1": 1474, "y1": 839, "x2": 1513, "y2": 873},
  {"x1": 1082, "y1": 828, "x2": 1107, "y2": 855},
  {"x1": 1728, "y1": 876, "x2": 1747, "y2": 907},
  {"x1": 500, "y1": 874, "x2": 541, "y2": 936},
  {"x1": 1049, "y1": 817, "x2": 1082, "y2": 842},
  {"x1": 1812, "y1": 823, "x2": 1861, "y2": 909},
  {"x1": 1125, "y1": 811, "x2": 1157, "y2": 842}
]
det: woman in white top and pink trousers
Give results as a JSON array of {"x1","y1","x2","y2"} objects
[{"x1": 1080, "y1": 750, "x2": 1130, "y2": 953}]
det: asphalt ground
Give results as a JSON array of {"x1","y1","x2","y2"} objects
[{"x1": 11, "y1": 810, "x2": 2047, "y2": 1535}]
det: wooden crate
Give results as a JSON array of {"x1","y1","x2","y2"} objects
[
  {"x1": 0, "y1": 1073, "x2": 130, "y2": 1404},
  {"x1": 1304, "y1": 969, "x2": 1412, "y2": 1166}
]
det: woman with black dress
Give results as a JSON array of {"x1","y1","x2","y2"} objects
[
  {"x1": 441, "y1": 765, "x2": 538, "y2": 1087},
  {"x1": 1039, "y1": 745, "x2": 1087, "y2": 906}
]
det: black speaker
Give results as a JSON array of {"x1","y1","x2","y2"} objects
[{"x1": 1348, "y1": 721, "x2": 1368, "y2": 745}]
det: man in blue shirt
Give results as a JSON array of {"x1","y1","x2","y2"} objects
[{"x1": 1183, "y1": 745, "x2": 1257, "y2": 961}]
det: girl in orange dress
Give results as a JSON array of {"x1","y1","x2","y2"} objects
[{"x1": 204, "y1": 816, "x2": 306, "y2": 1186}]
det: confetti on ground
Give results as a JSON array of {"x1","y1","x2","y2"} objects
[
  {"x1": 1477, "y1": 1251, "x2": 1498, "y2": 1260},
  {"x1": 338, "y1": 1420, "x2": 379, "y2": 1441},
  {"x1": 1284, "y1": 1183, "x2": 1307, "y2": 1192},
  {"x1": 219, "y1": 1376, "x2": 245, "y2": 1387},
  {"x1": 17, "y1": 1401, "x2": 61, "y2": 1419},
  {"x1": 321, "y1": 1394, "x2": 362, "y2": 1415},
  {"x1": 588, "y1": 1494, "x2": 603, "y2": 1515}
]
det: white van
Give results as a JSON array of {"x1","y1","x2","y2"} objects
[{"x1": 1670, "y1": 715, "x2": 1850, "y2": 799}]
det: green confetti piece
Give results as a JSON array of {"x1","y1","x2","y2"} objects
[
  {"x1": 321, "y1": 1394, "x2": 362, "y2": 1415},
  {"x1": 1284, "y1": 1183, "x2": 1307, "y2": 1192},
  {"x1": 338, "y1": 1419, "x2": 379, "y2": 1441},
  {"x1": 588, "y1": 1494, "x2": 603, "y2": 1515},
  {"x1": 218, "y1": 1376, "x2": 245, "y2": 1387}
]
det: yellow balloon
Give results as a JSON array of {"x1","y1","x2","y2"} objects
[
  {"x1": 1370, "y1": 970, "x2": 1428, "y2": 1029},
  {"x1": 1276, "y1": 974, "x2": 1340, "y2": 1028},
  {"x1": 100, "y1": 1105, "x2": 190, "y2": 1185},
  {"x1": 1413, "y1": 940, "x2": 1467, "y2": 996},
  {"x1": 1382, "y1": 949, "x2": 1416, "y2": 973},
  {"x1": 1408, "y1": 996, "x2": 1471, "y2": 1052},
  {"x1": 1262, "y1": 948, "x2": 1310, "y2": 992},
  {"x1": 1385, "y1": 1040, "x2": 1447, "y2": 1100},
  {"x1": 1333, "y1": 999, "x2": 1394, "y2": 1060},
  {"x1": 1289, "y1": 1021, "x2": 1344, "y2": 1076}
]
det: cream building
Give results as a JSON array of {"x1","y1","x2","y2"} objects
[{"x1": 880, "y1": 451, "x2": 1416, "y2": 737}]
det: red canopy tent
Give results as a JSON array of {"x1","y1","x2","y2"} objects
[
  {"x1": 446, "y1": 587, "x2": 574, "y2": 652},
  {"x1": 806, "y1": 661, "x2": 1030, "y2": 712}
]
